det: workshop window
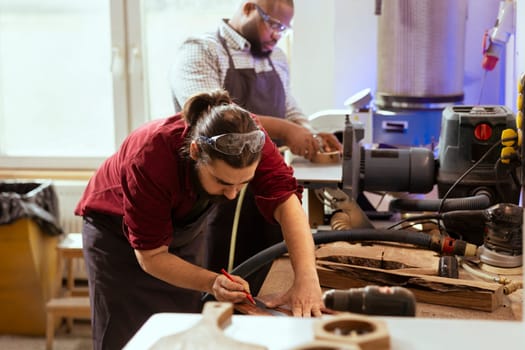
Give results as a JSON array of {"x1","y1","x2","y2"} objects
[
  {"x1": 0, "y1": 0, "x2": 290, "y2": 170},
  {"x1": 0, "y1": 0, "x2": 115, "y2": 169}
]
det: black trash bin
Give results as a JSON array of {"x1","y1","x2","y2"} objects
[
  {"x1": 0, "y1": 180, "x2": 64, "y2": 335},
  {"x1": 0, "y1": 180, "x2": 63, "y2": 236}
]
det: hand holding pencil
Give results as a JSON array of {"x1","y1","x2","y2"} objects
[{"x1": 220, "y1": 268, "x2": 256, "y2": 305}]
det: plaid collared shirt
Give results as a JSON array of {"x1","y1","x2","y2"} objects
[{"x1": 170, "y1": 19, "x2": 306, "y2": 124}]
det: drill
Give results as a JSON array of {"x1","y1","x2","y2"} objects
[{"x1": 323, "y1": 285, "x2": 416, "y2": 317}]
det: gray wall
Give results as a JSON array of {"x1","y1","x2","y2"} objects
[
  {"x1": 518, "y1": 0, "x2": 525, "y2": 78},
  {"x1": 291, "y1": 0, "x2": 515, "y2": 116}
]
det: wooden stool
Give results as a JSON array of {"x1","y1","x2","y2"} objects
[
  {"x1": 45, "y1": 233, "x2": 91, "y2": 350},
  {"x1": 46, "y1": 297, "x2": 91, "y2": 350}
]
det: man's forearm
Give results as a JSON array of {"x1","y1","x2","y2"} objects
[
  {"x1": 274, "y1": 195, "x2": 318, "y2": 278},
  {"x1": 257, "y1": 115, "x2": 305, "y2": 140},
  {"x1": 257, "y1": 115, "x2": 332, "y2": 157},
  {"x1": 135, "y1": 246, "x2": 218, "y2": 293}
]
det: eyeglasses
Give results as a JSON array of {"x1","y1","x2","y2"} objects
[
  {"x1": 198, "y1": 130, "x2": 266, "y2": 155},
  {"x1": 254, "y1": 4, "x2": 290, "y2": 33}
]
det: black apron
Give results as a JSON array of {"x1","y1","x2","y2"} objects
[
  {"x1": 204, "y1": 32, "x2": 287, "y2": 294},
  {"x1": 82, "y1": 201, "x2": 214, "y2": 350},
  {"x1": 218, "y1": 32, "x2": 286, "y2": 131}
]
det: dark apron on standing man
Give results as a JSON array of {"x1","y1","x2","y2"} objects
[
  {"x1": 204, "y1": 32, "x2": 287, "y2": 293},
  {"x1": 82, "y1": 199, "x2": 214, "y2": 350}
]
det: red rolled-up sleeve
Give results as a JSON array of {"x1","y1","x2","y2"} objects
[{"x1": 250, "y1": 129, "x2": 303, "y2": 224}]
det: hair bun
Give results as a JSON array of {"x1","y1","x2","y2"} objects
[{"x1": 182, "y1": 89, "x2": 232, "y2": 126}]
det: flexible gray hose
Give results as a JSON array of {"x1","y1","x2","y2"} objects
[
  {"x1": 231, "y1": 229, "x2": 433, "y2": 280},
  {"x1": 388, "y1": 193, "x2": 492, "y2": 213},
  {"x1": 202, "y1": 229, "x2": 433, "y2": 302}
]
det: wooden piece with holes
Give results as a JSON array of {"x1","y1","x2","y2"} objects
[
  {"x1": 290, "y1": 314, "x2": 389, "y2": 350},
  {"x1": 292, "y1": 340, "x2": 361, "y2": 350},
  {"x1": 313, "y1": 314, "x2": 390, "y2": 350}
]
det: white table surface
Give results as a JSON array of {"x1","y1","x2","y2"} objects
[
  {"x1": 124, "y1": 313, "x2": 525, "y2": 350},
  {"x1": 289, "y1": 158, "x2": 342, "y2": 184}
]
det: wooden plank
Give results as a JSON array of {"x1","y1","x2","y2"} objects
[
  {"x1": 316, "y1": 241, "x2": 440, "y2": 271},
  {"x1": 258, "y1": 242, "x2": 523, "y2": 320},
  {"x1": 233, "y1": 299, "x2": 292, "y2": 317},
  {"x1": 317, "y1": 261, "x2": 505, "y2": 312}
]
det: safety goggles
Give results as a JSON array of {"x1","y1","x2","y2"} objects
[
  {"x1": 254, "y1": 3, "x2": 290, "y2": 33},
  {"x1": 198, "y1": 130, "x2": 266, "y2": 155}
]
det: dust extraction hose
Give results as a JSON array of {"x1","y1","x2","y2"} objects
[
  {"x1": 230, "y1": 229, "x2": 474, "y2": 281},
  {"x1": 388, "y1": 193, "x2": 492, "y2": 213},
  {"x1": 202, "y1": 229, "x2": 476, "y2": 302}
]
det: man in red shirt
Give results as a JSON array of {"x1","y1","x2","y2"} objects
[
  {"x1": 170, "y1": 0, "x2": 342, "y2": 296},
  {"x1": 75, "y1": 89, "x2": 323, "y2": 350}
]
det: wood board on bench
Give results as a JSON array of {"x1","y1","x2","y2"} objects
[
  {"x1": 315, "y1": 242, "x2": 505, "y2": 312},
  {"x1": 257, "y1": 242, "x2": 522, "y2": 319}
]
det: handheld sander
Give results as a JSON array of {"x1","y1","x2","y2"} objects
[{"x1": 442, "y1": 203, "x2": 523, "y2": 268}]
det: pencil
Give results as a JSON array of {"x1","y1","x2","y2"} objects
[{"x1": 220, "y1": 268, "x2": 256, "y2": 305}]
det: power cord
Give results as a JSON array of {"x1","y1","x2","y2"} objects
[{"x1": 227, "y1": 185, "x2": 247, "y2": 273}]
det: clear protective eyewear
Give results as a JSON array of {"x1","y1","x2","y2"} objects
[
  {"x1": 198, "y1": 130, "x2": 266, "y2": 155},
  {"x1": 254, "y1": 3, "x2": 290, "y2": 33}
]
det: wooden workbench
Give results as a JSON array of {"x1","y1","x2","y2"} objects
[
  {"x1": 258, "y1": 243, "x2": 522, "y2": 321},
  {"x1": 286, "y1": 159, "x2": 522, "y2": 321}
]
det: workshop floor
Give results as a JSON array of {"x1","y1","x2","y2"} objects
[{"x1": 0, "y1": 320, "x2": 92, "y2": 350}]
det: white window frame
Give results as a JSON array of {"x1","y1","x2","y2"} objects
[
  {"x1": 0, "y1": 0, "x2": 147, "y2": 171},
  {"x1": 0, "y1": 0, "x2": 291, "y2": 172}
]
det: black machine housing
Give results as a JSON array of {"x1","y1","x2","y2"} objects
[
  {"x1": 342, "y1": 105, "x2": 519, "y2": 206},
  {"x1": 437, "y1": 105, "x2": 519, "y2": 204}
]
